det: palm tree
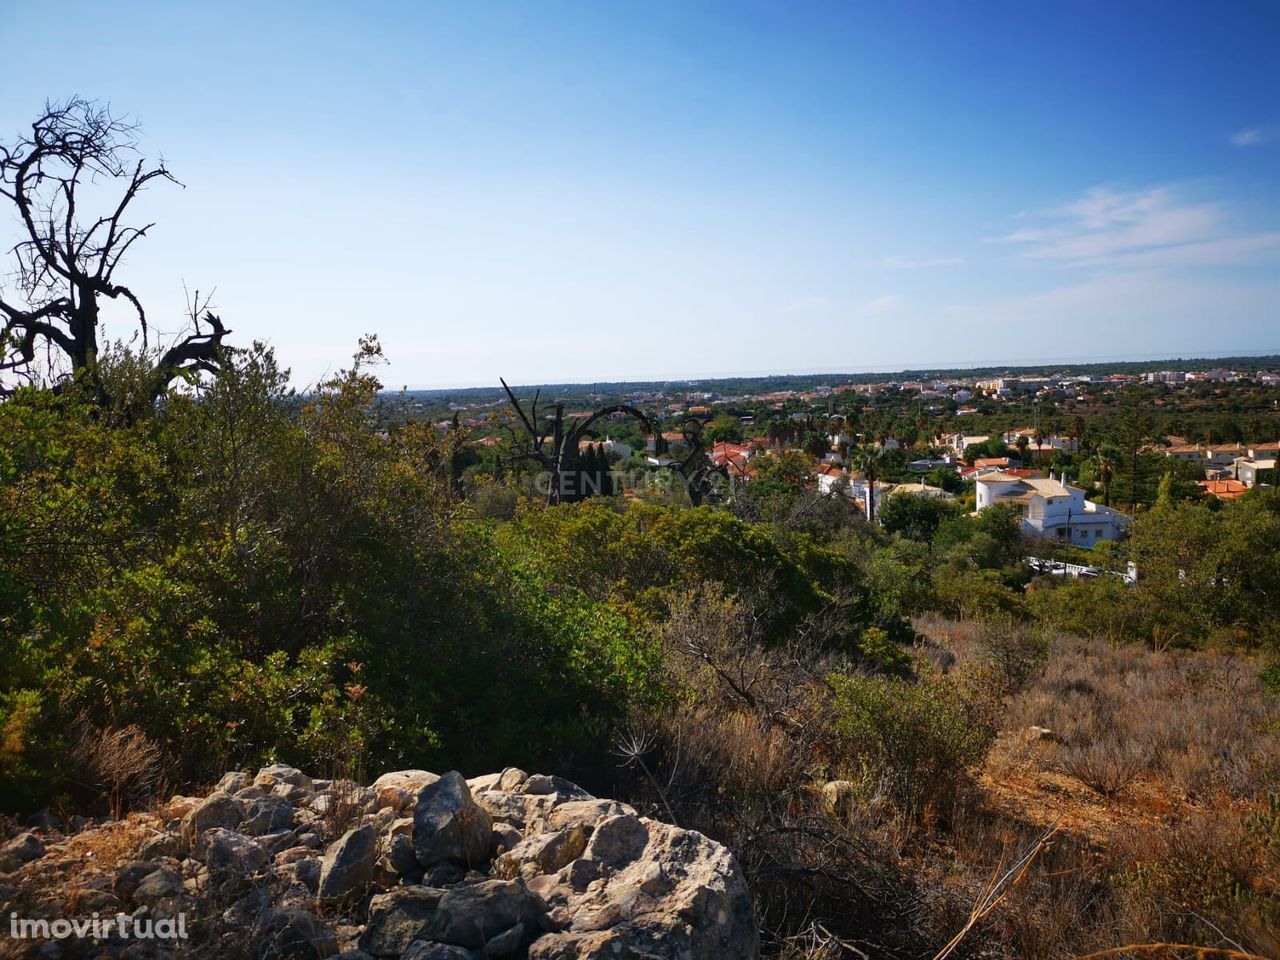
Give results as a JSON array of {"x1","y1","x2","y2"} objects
[
  {"x1": 766, "y1": 421, "x2": 784, "y2": 448},
  {"x1": 1015, "y1": 434, "x2": 1030, "y2": 465},
  {"x1": 1094, "y1": 447, "x2": 1120, "y2": 508},
  {"x1": 1068, "y1": 415, "x2": 1085, "y2": 453}
]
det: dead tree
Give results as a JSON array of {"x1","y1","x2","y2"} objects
[
  {"x1": 661, "y1": 417, "x2": 728, "y2": 507},
  {"x1": 0, "y1": 98, "x2": 230, "y2": 403},
  {"x1": 501, "y1": 384, "x2": 728, "y2": 507},
  {"x1": 500, "y1": 378, "x2": 656, "y2": 505}
]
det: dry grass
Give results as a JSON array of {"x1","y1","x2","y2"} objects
[
  {"x1": 2, "y1": 813, "x2": 163, "y2": 916},
  {"x1": 629, "y1": 611, "x2": 1280, "y2": 957},
  {"x1": 1002, "y1": 637, "x2": 1280, "y2": 802},
  {"x1": 67, "y1": 713, "x2": 165, "y2": 819}
]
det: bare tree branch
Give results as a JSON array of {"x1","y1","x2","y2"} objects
[{"x1": 0, "y1": 98, "x2": 225, "y2": 403}]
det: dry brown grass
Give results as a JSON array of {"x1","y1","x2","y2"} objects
[
  {"x1": 3, "y1": 812, "x2": 162, "y2": 916},
  {"x1": 67, "y1": 713, "x2": 165, "y2": 819},
  {"x1": 987, "y1": 636, "x2": 1280, "y2": 802},
  {"x1": 903, "y1": 620, "x2": 1280, "y2": 959}
]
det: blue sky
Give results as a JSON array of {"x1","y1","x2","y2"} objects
[{"x1": 2, "y1": 1, "x2": 1278, "y2": 386}]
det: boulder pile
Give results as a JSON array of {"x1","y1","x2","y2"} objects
[{"x1": 0, "y1": 765, "x2": 759, "y2": 960}]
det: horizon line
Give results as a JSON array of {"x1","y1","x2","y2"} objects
[{"x1": 389, "y1": 347, "x2": 1280, "y2": 393}]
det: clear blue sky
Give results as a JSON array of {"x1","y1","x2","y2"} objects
[{"x1": 3, "y1": 1, "x2": 1278, "y2": 386}]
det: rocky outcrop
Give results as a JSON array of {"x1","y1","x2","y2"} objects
[
  {"x1": 412, "y1": 771, "x2": 492, "y2": 868},
  {"x1": 0, "y1": 831, "x2": 44, "y2": 873},
  {"x1": 1, "y1": 765, "x2": 759, "y2": 960},
  {"x1": 318, "y1": 824, "x2": 378, "y2": 903}
]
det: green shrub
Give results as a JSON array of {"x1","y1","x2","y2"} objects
[
  {"x1": 1261, "y1": 659, "x2": 1280, "y2": 698},
  {"x1": 828, "y1": 670, "x2": 995, "y2": 817},
  {"x1": 0, "y1": 346, "x2": 660, "y2": 811}
]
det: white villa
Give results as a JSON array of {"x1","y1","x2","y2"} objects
[
  {"x1": 976, "y1": 472, "x2": 1129, "y2": 544},
  {"x1": 1235, "y1": 457, "x2": 1276, "y2": 488}
]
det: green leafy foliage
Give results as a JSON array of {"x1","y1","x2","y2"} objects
[
  {"x1": 0, "y1": 345, "x2": 658, "y2": 810},
  {"x1": 828, "y1": 670, "x2": 996, "y2": 817}
]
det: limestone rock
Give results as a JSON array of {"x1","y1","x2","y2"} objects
[
  {"x1": 216, "y1": 770, "x2": 251, "y2": 793},
  {"x1": 529, "y1": 815, "x2": 758, "y2": 960},
  {"x1": 821, "y1": 780, "x2": 858, "y2": 818},
  {"x1": 544, "y1": 800, "x2": 636, "y2": 832},
  {"x1": 255, "y1": 763, "x2": 314, "y2": 792},
  {"x1": 0, "y1": 832, "x2": 45, "y2": 873},
  {"x1": 203, "y1": 829, "x2": 269, "y2": 883},
  {"x1": 242, "y1": 794, "x2": 294, "y2": 835},
  {"x1": 113, "y1": 860, "x2": 161, "y2": 900},
  {"x1": 181, "y1": 791, "x2": 245, "y2": 844},
  {"x1": 372, "y1": 769, "x2": 439, "y2": 794},
  {"x1": 374, "y1": 785, "x2": 416, "y2": 814},
  {"x1": 402, "y1": 943, "x2": 477, "y2": 960},
  {"x1": 132, "y1": 866, "x2": 183, "y2": 905},
  {"x1": 492, "y1": 825, "x2": 587, "y2": 881},
  {"x1": 360, "y1": 885, "x2": 447, "y2": 957},
  {"x1": 386, "y1": 829, "x2": 420, "y2": 878},
  {"x1": 412, "y1": 771, "x2": 492, "y2": 868},
  {"x1": 491, "y1": 823, "x2": 523, "y2": 858},
  {"x1": 317, "y1": 824, "x2": 377, "y2": 903},
  {"x1": 138, "y1": 830, "x2": 181, "y2": 860},
  {"x1": 160, "y1": 794, "x2": 202, "y2": 820},
  {"x1": 473, "y1": 790, "x2": 536, "y2": 831},
  {"x1": 520, "y1": 774, "x2": 592, "y2": 800},
  {"x1": 495, "y1": 768, "x2": 528, "y2": 792},
  {"x1": 254, "y1": 907, "x2": 338, "y2": 960},
  {"x1": 74, "y1": 888, "x2": 120, "y2": 913},
  {"x1": 427, "y1": 879, "x2": 549, "y2": 954},
  {"x1": 8, "y1": 765, "x2": 759, "y2": 960},
  {"x1": 466, "y1": 772, "x2": 503, "y2": 794}
]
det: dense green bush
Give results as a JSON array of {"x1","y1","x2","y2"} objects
[
  {"x1": 496, "y1": 498, "x2": 917, "y2": 649},
  {"x1": 828, "y1": 670, "x2": 996, "y2": 817},
  {"x1": 0, "y1": 346, "x2": 658, "y2": 811}
]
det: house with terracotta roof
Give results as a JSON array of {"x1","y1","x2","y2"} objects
[
  {"x1": 1162, "y1": 443, "x2": 1249, "y2": 468},
  {"x1": 976, "y1": 472, "x2": 1128, "y2": 544},
  {"x1": 888, "y1": 478, "x2": 955, "y2": 501},
  {"x1": 709, "y1": 441, "x2": 754, "y2": 478},
  {"x1": 1199, "y1": 478, "x2": 1248, "y2": 500},
  {"x1": 960, "y1": 466, "x2": 1042, "y2": 481},
  {"x1": 815, "y1": 463, "x2": 846, "y2": 495}
]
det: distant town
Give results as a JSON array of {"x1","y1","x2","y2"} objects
[{"x1": 372, "y1": 355, "x2": 1280, "y2": 552}]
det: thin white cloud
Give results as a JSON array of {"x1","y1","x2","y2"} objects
[
  {"x1": 1230, "y1": 123, "x2": 1276, "y2": 147},
  {"x1": 865, "y1": 295, "x2": 901, "y2": 315},
  {"x1": 780, "y1": 296, "x2": 830, "y2": 313},
  {"x1": 878, "y1": 255, "x2": 965, "y2": 269},
  {"x1": 996, "y1": 185, "x2": 1280, "y2": 269}
]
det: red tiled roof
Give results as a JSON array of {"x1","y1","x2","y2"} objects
[{"x1": 1199, "y1": 478, "x2": 1248, "y2": 500}]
